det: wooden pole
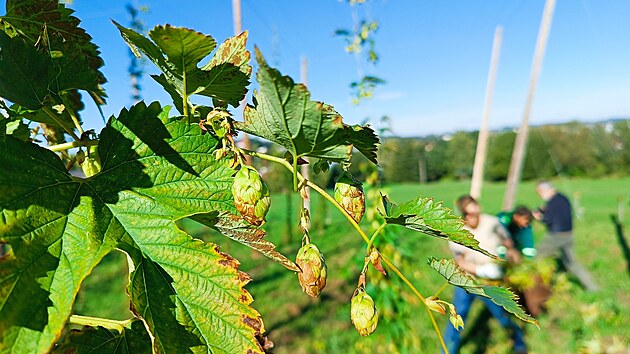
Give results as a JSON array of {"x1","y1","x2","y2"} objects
[
  {"x1": 232, "y1": 0, "x2": 252, "y2": 164},
  {"x1": 300, "y1": 56, "x2": 311, "y2": 212},
  {"x1": 502, "y1": 0, "x2": 556, "y2": 211},
  {"x1": 470, "y1": 26, "x2": 503, "y2": 200}
]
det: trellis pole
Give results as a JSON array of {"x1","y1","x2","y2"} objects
[
  {"x1": 470, "y1": 26, "x2": 503, "y2": 200},
  {"x1": 502, "y1": 0, "x2": 556, "y2": 210}
]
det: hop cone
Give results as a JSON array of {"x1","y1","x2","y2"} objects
[
  {"x1": 232, "y1": 165, "x2": 271, "y2": 226},
  {"x1": 81, "y1": 146, "x2": 101, "y2": 178},
  {"x1": 334, "y1": 172, "x2": 365, "y2": 223},
  {"x1": 296, "y1": 242, "x2": 327, "y2": 297},
  {"x1": 351, "y1": 288, "x2": 379, "y2": 336}
]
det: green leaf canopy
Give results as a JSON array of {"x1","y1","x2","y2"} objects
[
  {"x1": 235, "y1": 48, "x2": 379, "y2": 164},
  {"x1": 428, "y1": 258, "x2": 538, "y2": 326},
  {"x1": 0, "y1": 102, "x2": 266, "y2": 353},
  {"x1": 114, "y1": 22, "x2": 251, "y2": 111},
  {"x1": 380, "y1": 194, "x2": 497, "y2": 259}
]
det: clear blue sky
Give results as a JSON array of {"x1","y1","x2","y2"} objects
[{"x1": 60, "y1": 0, "x2": 630, "y2": 136}]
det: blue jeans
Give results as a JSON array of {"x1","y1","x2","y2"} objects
[{"x1": 443, "y1": 287, "x2": 527, "y2": 353}]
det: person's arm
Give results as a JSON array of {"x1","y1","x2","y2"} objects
[
  {"x1": 520, "y1": 226, "x2": 537, "y2": 258},
  {"x1": 494, "y1": 223, "x2": 521, "y2": 263},
  {"x1": 455, "y1": 255, "x2": 503, "y2": 279}
]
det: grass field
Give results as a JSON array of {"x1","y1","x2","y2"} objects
[{"x1": 73, "y1": 177, "x2": 630, "y2": 353}]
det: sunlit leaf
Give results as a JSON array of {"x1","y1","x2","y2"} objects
[
  {"x1": 235, "y1": 48, "x2": 379, "y2": 164},
  {"x1": 381, "y1": 194, "x2": 497, "y2": 259},
  {"x1": 428, "y1": 258, "x2": 539, "y2": 326},
  {"x1": 0, "y1": 101, "x2": 266, "y2": 353},
  {"x1": 114, "y1": 23, "x2": 251, "y2": 110}
]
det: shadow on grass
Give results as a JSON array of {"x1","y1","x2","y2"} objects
[
  {"x1": 459, "y1": 308, "x2": 492, "y2": 354},
  {"x1": 610, "y1": 215, "x2": 630, "y2": 277}
]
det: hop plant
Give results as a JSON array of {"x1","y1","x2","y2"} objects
[
  {"x1": 296, "y1": 242, "x2": 327, "y2": 297},
  {"x1": 232, "y1": 165, "x2": 271, "y2": 226},
  {"x1": 334, "y1": 172, "x2": 365, "y2": 223},
  {"x1": 351, "y1": 287, "x2": 379, "y2": 336}
]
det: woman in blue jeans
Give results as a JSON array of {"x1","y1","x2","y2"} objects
[
  {"x1": 444, "y1": 195, "x2": 527, "y2": 354},
  {"x1": 444, "y1": 287, "x2": 527, "y2": 353}
]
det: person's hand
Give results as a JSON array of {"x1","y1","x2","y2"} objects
[
  {"x1": 506, "y1": 248, "x2": 521, "y2": 264},
  {"x1": 532, "y1": 209, "x2": 543, "y2": 221},
  {"x1": 456, "y1": 255, "x2": 476, "y2": 275}
]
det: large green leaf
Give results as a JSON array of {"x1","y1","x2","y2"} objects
[
  {"x1": 52, "y1": 320, "x2": 152, "y2": 354},
  {"x1": 235, "y1": 48, "x2": 379, "y2": 164},
  {"x1": 0, "y1": 102, "x2": 266, "y2": 353},
  {"x1": 114, "y1": 22, "x2": 251, "y2": 110},
  {"x1": 191, "y1": 213, "x2": 300, "y2": 272},
  {"x1": 428, "y1": 258, "x2": 538, "y2": 326},
  {"x1": 380, "y1": 194, "x2": 497, "y2": 259},
  {"x1": 1, "y1": 0, "x2": 106, "y2": 105}
]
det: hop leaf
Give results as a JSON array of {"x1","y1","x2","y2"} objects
[
  {"x1": 334, "y1": 172, "x2": 365, "y2": 223},
  {"x1": 428, "y1": 257, "x2": 539, "y2": 327},
  {"x1": 232, "y1": 165, "x2": 271, "y2": 226},
  {"x1": 0, "y1": 102, "x2": 267, "y2": 353},
  {"x1": 235, "y1": 49, "x2": 379, "y2": 165},
  {"x1": 350, "y1": 288, "x2": 379, "y2": 336},
  {"x1": 295, "y1": 242, "x2": 327, "y2": 297}
]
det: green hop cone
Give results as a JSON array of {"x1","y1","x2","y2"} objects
[
  {"x1": 81, "y1": 146, "x2": 101, "y2": 178},
  {"x1": 334, "y1": 172, "x2": 365, "y2": 223},
  {"x1": 232, "y1": 165, "x2": 271, "y2": 226},
  {"x1": 351, "y1": 288, "x2": 379, "y2": 336},
  {"x1": 296, "y1": 242, "x2": 327, "y2": 297}
]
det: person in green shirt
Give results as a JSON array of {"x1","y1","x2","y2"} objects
[
  {"x1": 498, "y1": 206, "x2": 553, "y2": 317},
  {"x1": 497, "y1": 206, "x2": 537, "y2": 259}
]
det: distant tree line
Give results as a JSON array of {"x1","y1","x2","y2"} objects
[
  {"x1": 251, "y1": 120, "x2": 630, "y2": 189},
  {"x1": 378, "y1": 120, "x2": 630, "y2": 183}
]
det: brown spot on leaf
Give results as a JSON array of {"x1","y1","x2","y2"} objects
[
  {"x1": 218, "y1": 256, "x2": 239, "y2": 269},
  {"x1": 238, "y1": 271, "x2": 252, "y2": 283},
  {"x1": 242, "y1": 315, "x2": 263, "y2": 334}
]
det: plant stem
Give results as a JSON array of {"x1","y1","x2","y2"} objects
[
  {"x1": 47, "y1": 139, "x2": 99, "y2": 152},
  {"x1": 68, "y1": 315, "x2": 132, "y2": 332},
  {"x1": 182, "y1": 73, "x2": 189, "y2": 118},
  {"x1": 381, "y1": 256, "x2": 449, "y2": 354},
  {"x1": 42, "y1": 106, "x2": 81, "y2": 141},
  {"x1": 435, "y1": 282, "x2": 450, "y2": 298},
  {"x1": 292, "y1": 156, "x2": 299, "y2": 192},
  {"x1": 366, "y1": 222, "x2": 387, "y2": 254},
  {"x1": 241, "y1": 148, "x2": 449, "y2": 352},
  {"x1": 60, "y1": 96, "x2": 85, "y2": 136}
]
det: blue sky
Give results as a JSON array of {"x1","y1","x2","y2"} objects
[{"x1": 61, "y1": 0, "x2": 630, "y2": 136}]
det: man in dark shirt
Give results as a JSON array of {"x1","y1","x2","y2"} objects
[{"x1": 533, "y1": 181, "x2": 598, "y2": 291}]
